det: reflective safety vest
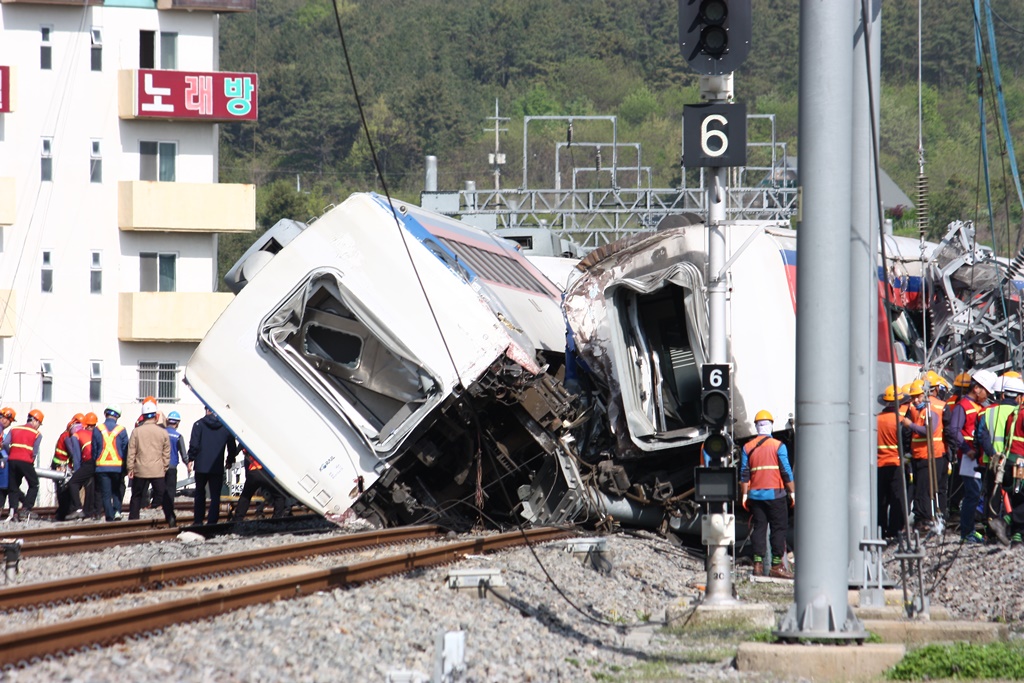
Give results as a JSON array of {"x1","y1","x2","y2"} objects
[
  {"x1": 246, "y1": 455, "x2": 263, "y2": 471},
  {"x1": 95, "y1": 424, "x2": 126, "y2": 468},
  {"x1": 8, "y1": 424, "x2": 39, "y2": 464},
  {"x1": 52, "y1": 430, "x2": 71, "y2": 467},
  {"x1": 877, "y1": 411, "x2": 902, "y2": 467},
  {"x1": 911, "y1": 403, "x2": 945, "y2": 460},
  {"x1": 982, "y1": 403, "x2": 1017, "y2": 460},
  {"x1": 1007, "y1": 408, "x2": 1024, "y2": 459},
  {"x1": 957, "y1": 397, "x2": 982, "y2": 444},
  {"x1": 744, "y1": 436, "x2": 785, "y2": 491},
  {"x1": 74, "y1": 429, "x2": 94, "y2": 462}
]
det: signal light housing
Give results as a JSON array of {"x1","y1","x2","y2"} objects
[{"x1": 678, "y1": 0, "x2": 752, "y2": 75}]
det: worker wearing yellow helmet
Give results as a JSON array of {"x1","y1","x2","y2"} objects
[
  {"x1": 877, "y1": 384, "x2": 912, "y2": 540},
  {"x1": 739, "y1": 409, "x2": 795, "y2": 580}
]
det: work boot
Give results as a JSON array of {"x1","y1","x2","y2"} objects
[
  {"x1": 1012, "y1": 533, "x2": 1023, "y2": 548},
  {"x1": 990, "y1": 516, "x2": 1012, "y2": 547},
  {"x1": 769, "y1": 563, "x2": 794, "y2": 580},
  {"x1": 751, "y1": 561, "x2": 763, "y2": 576}
]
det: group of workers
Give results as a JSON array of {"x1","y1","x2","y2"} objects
[
  {"x1": 0, "y1": 401, "x2": 287, "y2": 526},
  {"x1": 876, "y1": 367, "x2": 1024, "y2": 546}
]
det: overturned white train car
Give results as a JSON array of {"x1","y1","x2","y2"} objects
[
  {"x1": 186, "y1": 193, "x2": 587, "y2": 529},
  {"x1": 187, "y1": 193, "x2": 1020, "y2": 532}
]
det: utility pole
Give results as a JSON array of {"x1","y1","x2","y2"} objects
[
  {"x1": 679, "y1": 0, "x2": 751, "y2": 606},
  {"x1": 485, "y1": 99, "x2": 508, "y2": 191},
  {"x1": 776, "y1": 0, "x2": 865, "y2": 642}
]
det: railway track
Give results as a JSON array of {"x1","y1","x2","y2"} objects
[
  {"x1": 2, "y1": 514, "x2": 325, "y2": 556},
  {"x1": 0, "y1": 526, "x2": 570, "y2": 667}
]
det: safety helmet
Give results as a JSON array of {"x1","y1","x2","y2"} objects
[
  {"x1": 104, "y1": 404, "x2": 121, "y2": 418},
  {"x1": 142, "y1": 400, "x2": 158, "y2": 416},
  {"x1": 167, "y1": 410, "x2": 181, "y2": 422},
  {"x1": 881, "y1": 385, "x2": 903, "y2": 403},
  {"x1": 971, "y1": 368, "x2": 999, "y2": 394},
  {"x1": 28, "y1": 409, "x2": 44, "y2": 424},
  {"x1": 0, "y1": 407, "x2": 16, "y2": 421},
  {"x1": 1003, "y1": 371, "x2": 1023, "y2": 380},
  {"x1": 953, "y1": 372, "x2": 973, "y2": 388},
  {"x1": 82, "y1": 412, "x2": 99, "y2": 426},
  {"x1": 926, "y1": 370, "x2": 950, "y2": 389},
  {"x1": 753, "y1": 409, "x2": 773, "y2": 423},
  {"x1": 908, "y1": 380, "x2": 925, "y2": 397},
  {"x1": 1003, "y1": 377, "x2": 1024, "y2": 396},
  {"x1": 900, "y1": 384, "x2": 915, "y2": 402}
]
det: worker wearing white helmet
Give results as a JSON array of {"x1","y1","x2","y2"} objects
[
  {"x1": 977, "y1": 374, "x2": 1024, "y2": 546},
  {"x1": 948, "y1": 368, "x2": 997, "y2": 543}
]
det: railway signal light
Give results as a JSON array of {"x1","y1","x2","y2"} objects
[
  {"x1": 700, "y1": 363, "x2": 731, "y2": 429},
  {"x1": 678, "y1": 0, "x2": 752, "y2": 75}
]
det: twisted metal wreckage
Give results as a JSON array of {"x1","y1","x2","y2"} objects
[{"x1": 183, "y1": 194, "x2": 1023, "y2": 536}]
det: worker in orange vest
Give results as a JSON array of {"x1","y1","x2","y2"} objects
[
  {"x1": 2, "y1": 410, "x2": 45, "y2": 522},
  {"x1": 0, "y1": 407, "x2": 14, "y2": 516},
  {"x1": 877, "y1": 385, "x2": 909, "y2": 540},
  {"x1": 739, "y1": 410, "x2": 795, "y2": 580},
  {"x1": 66, "y1": 412, "x2": 100, "y2": 520}
]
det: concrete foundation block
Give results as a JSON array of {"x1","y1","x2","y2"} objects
[
  {"x1": 854, "y1": 605, "x2": 950, "y2": 621},
  {"x1": 736, "y1": 642, "x2": 906, "y2": 681},
  {"x1": 862, "y1": 619, "x2": 1007, "y2": 647}
]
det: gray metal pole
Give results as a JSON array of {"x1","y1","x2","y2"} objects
[
  {"x1": 777, "y1": 0, "x2": 865, "y2": 640},
  {"x1": 703, "y1": 166, "x2": 736, "y2": 605},
  {"x1": 847, "y1": 0, "x2": 883, "y2": 589}
]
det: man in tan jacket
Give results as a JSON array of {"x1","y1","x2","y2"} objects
[{"x1": 127, "y1": 400, "x2": 173, "y2": 527}]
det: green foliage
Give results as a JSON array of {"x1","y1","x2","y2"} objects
[
  {"x1": 214, "y1": 0, "x2": 1024, "y2": 279},
  {"x1": 888, "y1": 642, "x2": 1024, "y2": 680}
]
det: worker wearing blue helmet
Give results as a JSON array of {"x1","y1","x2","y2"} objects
[{"x1": 162, "y1": 410, "x2": 189, "y2": 524}]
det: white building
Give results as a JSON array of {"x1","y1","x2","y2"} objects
[{"x1": 0, "y1": 0, "x2": 256, "y2": 496}]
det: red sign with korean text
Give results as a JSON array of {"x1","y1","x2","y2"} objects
[
  {"x1": 135, "y1": 69, "x2": 257, "y2": 121},
  {"x1": 0, "y1": 67, "x2": 10, "y2": 114}
]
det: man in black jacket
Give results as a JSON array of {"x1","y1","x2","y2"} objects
[{"x1": 187, "y1": 408, "x2": 238, "y2": 525}]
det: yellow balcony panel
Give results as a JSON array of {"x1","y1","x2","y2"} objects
[
  {"x1": 119, "y1": 181, "x2": 255, "y2": 233},
  {"x1": 0, "y1": 290, "x2": 15, "y2": 338},
  {"x1": 119, "y1": 292, "x2": 233, "y2": 342},
  {"x1": 157, "y1": 0, "x2": 254, "y2": 11},
  {"x1": 0, "y1": 178, "x2": 14, "y2": 225}
]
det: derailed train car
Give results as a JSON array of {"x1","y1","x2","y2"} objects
[{"x1": 186, "y1": 193, "x2": 1023, "y2": 532}]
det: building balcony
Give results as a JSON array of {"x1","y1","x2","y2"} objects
[
  {"x1": 0, "y1": 290, "x2": 14, "y2": 338},
  {"x1": 0, "y1": 178, "x2": 14, "y2": 225},
  {"x1": 157, "y1": 0, "x2": 254, "y2": 11},
  {"x1": 118, "y1": 292, "x2": 233, "y2": 342},
  {"x1": 118, "y1": 181, "x2": 255, "y2": 233}
]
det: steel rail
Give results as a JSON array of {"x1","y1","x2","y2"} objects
[
  {"x1": 0, "y1": 526, "x2": 570, "y2": 667},
  {"x1": 0, "y1": 525, "x2": 443, "y2": 611}
]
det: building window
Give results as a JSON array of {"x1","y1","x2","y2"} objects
[
  {"x1": 41, "y1": 361, "x2": 53, "y2": 403},
  {"x1": 41, "y1": 138, "x2": 53, "y2": 182},
  {"x1": 91, "y1": 28, "x2": 102, "y2": 72},
  {"x1": 140, "y1": 252, "x2": 176, "y2": 292},
  {"x1": 41, "y1": 250, "x2": 53, "y2": 293},
  {"x1": 89, "y1": 361, "x2": 102, "y2": 402},
  {"x1": 90, "y1": 139, "x2": 102, "y2": 183},
  {"x1": 139, "y1": 141, "x2": 176, "y2": 182},
  {"x1": 160, "y1": 32, "x2": 177, "y2": 69},
  {"x1": 138, "y1": 361, "x2": 178, "y2": 402},
  {"x1": 140, "y1": 30, "x2": 155, "y2": 69},
  {"x1": 41, "y1": 27, "x2": 52, "y2": 70},
  {"x1": 90, "y1": 251, "x2": 102, "y2": 293}
]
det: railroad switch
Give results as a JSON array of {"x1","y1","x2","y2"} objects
[
  {"x1": 564, "y1": 537, "x2": 613, "y2": 575},
  {"x1": 1, "y1": 539, "x2": 22, "y2": 584},
  {"x1": 446, "y1": 568, "x2": 509, "y2": 601}
]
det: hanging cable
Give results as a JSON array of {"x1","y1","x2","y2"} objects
[{"x1": 328, "y1": 0, "x2": 465, "y2": 389}]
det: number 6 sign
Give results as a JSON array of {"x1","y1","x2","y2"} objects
[{"x1": 683, "y1": 103, "x2": 747, "y2": 168}]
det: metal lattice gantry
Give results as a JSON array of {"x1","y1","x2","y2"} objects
[{"x1": 421, "y1": 112, "x2": 798, "y2": 250}]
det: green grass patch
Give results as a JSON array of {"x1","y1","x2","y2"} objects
[{"x1": 888, "y1": 642, "x2": 1024, "y2": 680}]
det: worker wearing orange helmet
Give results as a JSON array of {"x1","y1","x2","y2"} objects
[
  {"x1": 739, "y1": 409, "x2": 794, "y2": 579},
  {"x1": 51, "y1": 413, "x2": 84, "y2": 521},
  {"x1": 2, "y1": 409, "x2": 44, "y2": 522},
  {"x1": 65, "y1": 412, "x2": 101, "y2": 521}
]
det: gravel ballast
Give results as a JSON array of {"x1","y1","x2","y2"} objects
[{"x1": 0, "y1": 510, "x2": 1018, "y2": 682}]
